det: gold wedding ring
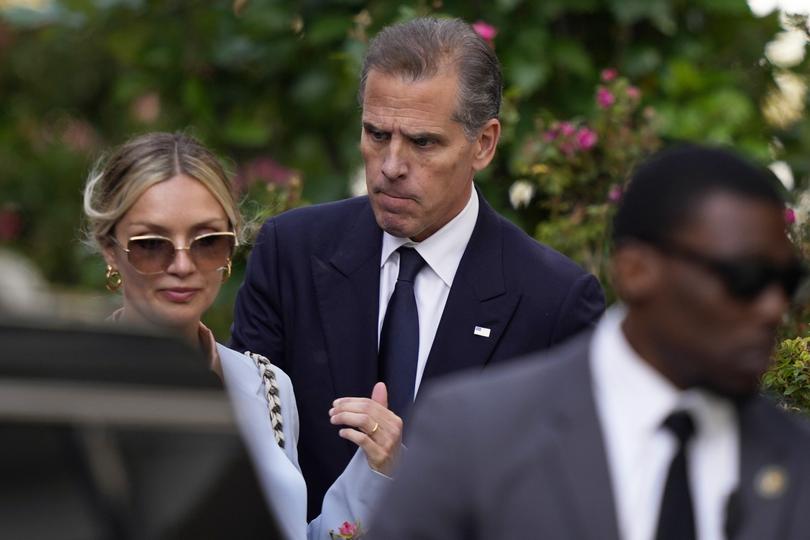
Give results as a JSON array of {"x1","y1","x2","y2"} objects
[{"x1": 370, "y1": 422, "x2": 380, "y2": 434}]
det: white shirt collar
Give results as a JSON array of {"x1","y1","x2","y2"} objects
[
  {"x1": 592, "y1": 305, "x2": 736, "y2": 439},
  {"x1": 380, "y1": 186, "x2": 479, "y2": 288}
]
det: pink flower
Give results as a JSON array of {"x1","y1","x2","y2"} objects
[
  {"x1": 559, "y1": 121, "x2": 575, "y2": 137},
  {"x1": 559, "y1": 141, "x2": 576, "y2": 156},
  {"x1": 338, "y1": 522, "x2": 358, "y2": 535},
  {"x1": 575, "y1": 127, "x2": 598, "y2": 150},
  {"x1": 601, "y1": 68, "x2": 618, "y2": 82},
  {"x1": 234, "y1": 156, "x2": 298, "y2": 192},
  {"x1": 0, "y1": 207, "x2": 22, "y2": 242},
  {"x1": 131, "y1": 92, "x2": 161, "y2": 124},
  {"x1": 785, "y1": 208, "x2": 796, "y2": 225},
  {"x1": 607, "y1": 184, "x2": 623, "y2": 204},
  {"x1": 472, "y1": 21, "x2": 497, "y2": 44},
  {"x1": 626, "y1": 85, "x2": 641, "y2": 100},
  {"x1": 597, "y1": 87, "x2": 615, "y2": 108}
]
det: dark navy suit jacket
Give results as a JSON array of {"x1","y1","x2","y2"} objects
[{"x1": 230, "y1": 192, "x2": 605, "y2": 517}]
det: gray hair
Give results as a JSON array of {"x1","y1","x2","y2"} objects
[{"x1": 358, "y1": 17, "x2": 502, "y2": 140}]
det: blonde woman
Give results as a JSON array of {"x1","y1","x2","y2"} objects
[{"x1": 83, "y1": 132, "x2": 401, "y2": 539}]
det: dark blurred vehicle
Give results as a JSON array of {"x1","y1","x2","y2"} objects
[{"x1": 0, "y1": 316, "x2": 282, "y2": 540}]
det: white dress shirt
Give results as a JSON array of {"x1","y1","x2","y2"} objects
[
  {"x1": 591, "y1": 306, "x2": 740, "y2": 540},
  {"x1": 377, "y1": 186, "x2": 478, "y2": 397}
]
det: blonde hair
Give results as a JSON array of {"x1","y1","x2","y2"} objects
[{"x1": 83, "y1": 132, "x2": 242, "y2": 251}]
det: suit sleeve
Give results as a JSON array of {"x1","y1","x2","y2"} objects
[
  {"x1": 230, "y1": 219, "x2": 288, "y2": 371},
  {"x1": 307, "y1": 448, "x2": 391, "y2": 540},
  {"x1": 549, "y1": 272, "x2": 605, "y2": 345},
  {"x1": 366, "y1": 386, "x2": 476, "y2": 540}
]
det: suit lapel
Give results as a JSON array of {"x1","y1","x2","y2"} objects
[
  {"x1": 544, "y1": 341, "x2": 621, "y2": 540},
  {"x1": 422, "y1": 194, "x2": 520, "y2": 380},
  {"x1": 312, "y1": 200, "x2": 382, "y2": 400},
  {"x1": 734, "y1": 399, "x2": 795, "y2": 540}
]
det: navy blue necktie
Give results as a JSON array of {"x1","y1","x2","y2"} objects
[
  {"x1": 655, "y1": 411, "x2": 697, "y2": 540},
  {"x1": 379, "y1": 247, "x2": 426, "y2": 418}
]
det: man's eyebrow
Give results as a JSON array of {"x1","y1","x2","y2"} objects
[
  {"x1": 362, "y1": 121, "x2": 387, "y2": 132},
  {"x1": 401, "y1": 128, "x2": 446, "y2": 143}
]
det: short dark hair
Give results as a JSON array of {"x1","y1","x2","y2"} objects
[
  {"x1": 612, "y1": 145, "x2": 785, "y2": 246},
  {"x1": 358, "y1": 17, "x2": 502, "y2": 139}
]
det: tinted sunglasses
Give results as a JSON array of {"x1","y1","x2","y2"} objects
[
  {"x1": 656, "y1": 241, "x2": 807, "y2": 301},
  {"x1": 114, "y1": 232, "x2": 237, "y2": 275}
]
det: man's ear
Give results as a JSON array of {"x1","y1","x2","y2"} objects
[
  {"x1": 471, "y1": 118, "x2": 500, "y2": 172},
  {"x1": 611, "y1": 243, "x2": 663, "y2": 305}
]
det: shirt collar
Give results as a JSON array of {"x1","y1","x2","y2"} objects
[
  {"x1": 380, "y1": 186, "x2": 479, "y2": 288},
  {"x1": 592, "y1": 306, "x2": 736, "y2": 437}
]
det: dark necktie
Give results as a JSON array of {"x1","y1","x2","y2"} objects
[
  {"x1": 655, "y1": 410, "x2": 697, "y2": 540},
  {"x1": 379, "y1": 247, "x2": 426, "y2": 418}
]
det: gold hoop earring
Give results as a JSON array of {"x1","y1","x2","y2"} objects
[
  {"x1": 221, "y1": 259, "x2": 232, "y2": 283},
  {"x1": 105, "y1": 265, "x2": 122, "y2": 292}
]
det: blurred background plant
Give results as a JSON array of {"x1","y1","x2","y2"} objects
[
  {"x1": 763, "y1": 336, "x2": 810, "y2": 414},
  {"x1": 1, "y1": 0, "x2": 809, "y2": 404},
  {"x1": 509, "y1": 69, "x2": 661, "y2": 299}
]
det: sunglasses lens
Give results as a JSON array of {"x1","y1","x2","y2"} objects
[
  {"x1": 190, "y1": 234, "x2": 235, "y2": 271},
  {"x1": 781, "y1": 263, "x2": 806, "y2": 299},
  {"x1": 127, "y1": 237, "x2": 175, "y2": 274},
  {"x1": 722, "y1": 260, "x2": 806, "y2": 301},
  {"x1": 721, "y1": 263, "x2": 770, "y2": 300}
]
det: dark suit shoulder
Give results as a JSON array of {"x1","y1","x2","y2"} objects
[
  {"x1": 744, "y1": 395, "x2": 810, "y2": 445},
  {"x1": 495, "y1": 211, "x2": 591, "y2": 283},
  {"x1": 417, "y1": 333, "x2": 592, "y2": 422},
  {"x1": 253, "y1": 196, "x2": 373, "y2": 254},
  {"x1": 265, "y1": 196, "x2": 369, "y2": 232}
]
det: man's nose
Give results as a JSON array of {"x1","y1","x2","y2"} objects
[
  {"x1": 381, "y1": 138, "x2": 407, "y2": 180},
  {"x1": 754, "y1": 284, "x2": 790, "y2": 326}
]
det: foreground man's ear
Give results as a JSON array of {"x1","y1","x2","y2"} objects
[{"x1": 472, "y1": 118, "x2": 501, "y2": 172}]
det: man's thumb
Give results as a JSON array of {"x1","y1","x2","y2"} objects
[{"x1": 371, "y1": 382, "x2": 388, "y2": 408}]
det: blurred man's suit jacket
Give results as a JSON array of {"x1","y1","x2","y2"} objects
[
  {"x1": 370, "y1": 332, "x2": 810, "y2": 540},
  {"x1": 230, "y1": 191, "x2": 605, "y2": 515}
]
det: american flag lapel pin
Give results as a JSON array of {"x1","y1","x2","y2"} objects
[{"x1": 473, "y1": 326, "x2": 491, "y2": 338}]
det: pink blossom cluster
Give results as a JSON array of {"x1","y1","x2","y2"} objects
[
  {"x1": 330, "y1": 521, "x2": 363, "y2": 539},
  {"x1": 0, "y1": 207, "x2": 22, "y2": 242},
  {"x1": 234, "y1": 156, "x2": 298, "y2": 192},
  {"x1": 596, "y1": 67, "x2": 641, "y2": 109},
  {"x1": 543, "y1": 121, "x2": 599, "y2": 156},
  {"x1": 472, "y1": 20, "x2": 497, "y2": 45}
]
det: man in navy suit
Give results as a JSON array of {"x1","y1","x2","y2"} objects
[
  {"x1": 369, "y1": 146, "x2": 810, "y2": 540},
  {"x1": 230, "y1": 17, "x2": 604, "y2": 515}
]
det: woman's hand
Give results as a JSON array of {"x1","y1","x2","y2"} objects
[{"x1": 328, "y1": 382, "x2": 403, "y2": 476}]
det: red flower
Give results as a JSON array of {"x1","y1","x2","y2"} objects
[
  {"x1": 559, "y1": 121, "x2": 575, "y2": 137},
  {"x1": 472, "y1": 21, "x2": 497, "y2": 44},
  {"x1": 626, "y1": 86, "x2": 641, "y2": 100},
  {"x1": 601, "y1": 68, "x2": 618, "y2": 82},
  {"x1": 234, "y1": 156, "x2": 298, "y2": 192},
  {"x1": 575, "y1": 127, "x2": 598, "y2": 150},
  {"x1": 338, "y1": 522, "x2": 358, "y2": 535},
  {"x1": 785, "y1": 207, "x2": 796, "y2": 225},
  {"x1": 596, "y1": 87, "x2": 615, "y2": 109},
  {"x1": 0, "y1": 207, "x2": 22, "y2": 242},
  {"x1": 608, "y1": 184, "x2": 623, "y2": 204}
]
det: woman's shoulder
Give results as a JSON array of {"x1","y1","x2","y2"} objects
[{"x1": 216, "y1": 344, "x2": 293, "y2": 394}]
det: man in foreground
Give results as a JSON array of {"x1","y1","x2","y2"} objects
[
  {"x1": 370, "y1": 145, "x2": 810, "y2": 540},
  {"x1": 231, "y1": 17, "x2": 604, "y2": 514}
]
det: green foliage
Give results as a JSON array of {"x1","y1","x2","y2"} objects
[
  {"x1": 511, "y1": 72, "x2": 661, "y2": 297},
  {"x1": 763, "y1": 337, "x2": 810, "y2": 415},
  {"x1": 1, "y1": 0, "x2": 808, "y2": 350}
]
